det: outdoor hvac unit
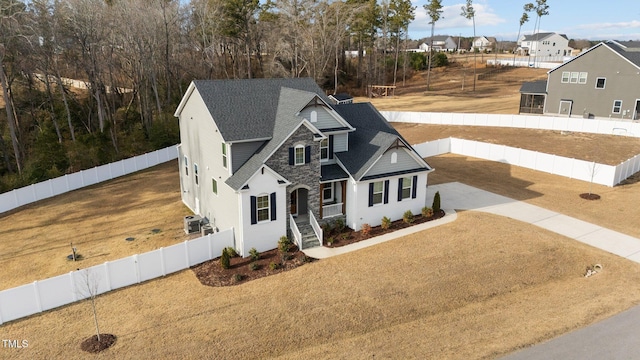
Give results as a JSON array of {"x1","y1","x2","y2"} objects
[
  {"x1": 201, "y1": 224, "x2": 214, "y2": 236},
  {"x1": 184, "y1": 215, "x2": 202, "y2": 234}
]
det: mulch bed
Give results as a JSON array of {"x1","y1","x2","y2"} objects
[
  {"x1": 324, "y1": 210, "x2": 446, "y2": 248},
  {"x1": 192, "y1": 210, "x2": 445, "y2": 287},
  {"x1": 579, "y1": 193, "x2": 601, "y2": 200},
  {"x1": 80, "y1": 334, "x2": 117, "y2": 353},
  {"x1": 192, "y1": 247, "x2": 316, "y2": 287}
]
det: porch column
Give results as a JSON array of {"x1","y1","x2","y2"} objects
[
  {"x1": 341, "y1": 180, "x2": 346, "y2": 214},
  {"x1": 319, "y1": 183, "x2": 324, "y2": 219}
]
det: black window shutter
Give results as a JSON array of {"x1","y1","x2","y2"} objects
[
  {"x1": 250, "y1": 196, "x2": 257, "y2": 224},
  {"x1": 305, "y1": 145, "x2": 311, "y2": 163},
  {"x1": 329, "y1": 135, "x2": 334, "y2": 159},
  {"x1": 383, "y1": 180, "x2": 389, "y2": 204},
  {"x1": 270, "y1": 192, "x2": 277, "y2": 221},
  {"x1": 288, "y1": 147, "x2": 294, "y2": 165},
  {"x1": 397, "y1": 178, "x2": 403, "y2": 201},
  {"x1": 368, "y1": 183, "x2": 374, "y2": 207},
  {"x1": 411, "y1": 175, "x2": 418, "y2": 199}
]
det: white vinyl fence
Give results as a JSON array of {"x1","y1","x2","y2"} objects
[
  {"x1": 0, "y1": 228, "x2": 234, "y2": 325},
  {"x1": 382, "y1": 111, "x2": 640, "y2": 137},
  {"x1": 0, "y1": 145, "x2": 178, "y2": 215},
  {"x1": 414, "y1": 138, "x2": 639, "y2": 187}
]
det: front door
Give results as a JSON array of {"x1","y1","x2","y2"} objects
[
  {"x1": 559, "y1": 100, "x2": 573, "y2": 117},
  {"x1": 290, "y1": 190, "x2": 297, "y2": 216}
]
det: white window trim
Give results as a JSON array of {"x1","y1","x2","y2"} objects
[
  {"x1": 323, "y1": 182, "x2": 334, "y2": 202},
  {"x1": 570, "y1": 72, "x2": 579, "y2": 84},
  {"x1": 256, "y1": 194, "x2": 270, "y2": 223},
  {"x1": 310, "y1": 110, "x2": 318, "y2": 123},
  {"x1": 578, "y1": 72, "x2": 588, "y2": 84},
  {"x1": 372, "y1": 181, "x2": 384, "y2": 206},
  {"x1": 222, "y1": 143, "x2": 228, "y2": 169},
  {"x1": 401, "y1": 177, "x2": 412, "y2": 200},
  {"x1": 320, "y1": 139, "x2": 329, "y2": 162},
  {"x1": 391, "y1": 152, "x2": 398, "y2": 164},
  {"x1": 212, "y1": 177, "x2": 218, "y2": 195},
  {"x1": 612, "y1": 100, "x2": 623, "y2": 114},
  {"x1": 561, "y1": 72, "x2": 570, "y2": 83},
  {"x1": 596, "y1": 77, "x2": 606, "y2": 89},
  {"x1": 194, "y1": 163, "x2": 199, "y2": 186},
  {"x1": 184, "y1": 156, "x2": 189, "y2": 176},
  {"x1": 294, "y1": 145, "x2": 305, "y2": 166}
]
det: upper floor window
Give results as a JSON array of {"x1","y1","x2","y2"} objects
[
  {"x1": 212, "y1": 178, "x2": 218, "y2": 195},
  {"x1": 561, "y1": 72, "x2": 570, "y2": 83},
  {"x1": 310, "y1": 110, "x2": 317, "y2": 123},
  {"x1": 570, "y1": 72, "x2": 579, "y2": 83},
  {"x1": 222, "y1": 143, "x2": 228, "y2": 169},
  {"x1": 578, "y1": 72, "x2": 588, "y2": 84},
  {"x1": 596, "y1": 77, "x2": 606, "y2": 89},
  {"x1": 320, "y1": 139, "x2": 329, "y2": 161},
  {"x1": 184, "y1": 156, "x2": 189, "y2": 176},
  {"x1": 612, "y1": 100, "x2": 622, "y2": 114},
  {"x1": 194, "y1": 163, "x2": 199, "y2": 186},
  {"x1": 295, "y1": 145, "x2": 305, "y2": 165},
  {"x1": 289, "y1": 145, "x2": 311, "y2": 165},
  {"x1": 391, "y1": 152, "x2": 398, "y2": 164},
  {"x1": 561, "y1": 71, "x2": 587, "y2": 84}
]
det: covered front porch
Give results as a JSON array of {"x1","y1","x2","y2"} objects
[{"x1": 320, "y1": 164, "x2": 349, "y2": 219}]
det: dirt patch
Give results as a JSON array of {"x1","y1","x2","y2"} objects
[{"x1": 80, "y1": 334, "x2": 117, "y2": 353}]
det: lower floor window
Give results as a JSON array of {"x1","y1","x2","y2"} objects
[
  {"x1": 257, "y1": 195, "x2": 270, "y2": 222},
  {"x1": 613, "y1": 100, "x2": 622, "y2": 114},
  {"x1": 372, "y1": 181, "x2": 383, "y2": 205}
]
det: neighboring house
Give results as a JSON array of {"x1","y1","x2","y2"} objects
[
  {"x1": 522, "y1": 41, "x2": 640, "y2": 119},
  {"x1": 517, "y1": 32, "x2": 572, "y2": 57},
  {"x1": 328, "y1": 93, "x2": 353, "y2": 105},
  {"x1": 419, "y1": 36, "x2": 457, "y2": 52},
  {"x1": 174, "y1": 78, "x2": 433, "y2": 257},
  {"x1": 471, "y1": 36, "x2": 496, "y2": 52}
]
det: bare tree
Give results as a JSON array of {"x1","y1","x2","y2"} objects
[
  {"x1": 513, "y1": 3, "x2": 533, "y2": 66},
  {"x1": 460, "y1": 0, "x2": 476, "y2": 91},
  {"x1": 76, "y1": 268, "x2": 103, "y2": 342},
  {"x1": 423, "y1": 0, "x2": 442, "y2": 91}
]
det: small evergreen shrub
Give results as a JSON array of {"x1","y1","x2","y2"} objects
[
  {"x1": 403, "y1": 210, "x2": 414, "y2": 224},
  {"x1": 321, "y1": 222, "x2": 332, "y2": 235},
  {"x1": 340, "y1": 233, "x2": 350, "y2": 241},
  {"x1": 334, "y1": 218, "x2": 345, "y2": 232},
  {"x1": 432, "y1": 191, "x2": 441, "y2": 213},
  {"x1": 422, "y1": 206, "x2": 434, "y2": 217},
  {"x1": 361, "y1": 223, "x2": 371, "y2": 237},
  {"x1": 278, "y1": 235, "x2": 291, "y2": 253},
  {"x1": 381, "y1": 216, "x2": 391, "y2": 230},
  {"x1": 220, "y1": 248, "x2": 231, "y2": 269},
  {"x1": 231, "y1": 273, "x2": 243, "y2": 283},
  {"x1": 327, "y1": 236, "x2": 335, "y2": 246},
  {"x1": 224, "y1": 247, "x2": 238, "y2": 257},
  {"x1": 249, "y1": 247, "x2": 260, "y2": 261},
  {"x1": 269, "y1": 262, "x2": 279, "y2": 270},
  {"x1": 248, "y1": 262, "x2": 260, "y2": 271}
]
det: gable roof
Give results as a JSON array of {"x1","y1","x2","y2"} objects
[
  {"x1": 333, "y1": 103, "x2": 431, "y2": 181},
  {"x1": 610, "y1": 40, "x2": 640, "y2": 50},
  {"x1": 521, "y1": 32, "x2": 568, "y2": 42},
  {"x1": 176, "y1": 78, "x2": 330, "y2": 142},
  {"x1": 548, "y1": 42, "x2": 640, "y2": 74}
]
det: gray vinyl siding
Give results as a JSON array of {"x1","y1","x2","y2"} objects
[
  {"x1": 333, "y1": 133, "x2": 348, "y2": 153},
  {"x1": 231, "y1": 141, "x2": 265, "y2": 173},
  {"x1": 299, "y1": 106, "x2": 343, "y2": 130},
  {"x1": 364, "y1": 148, "x2": 423, "y2": 178},
  {"x1": 546, "y1": 44, "x2": 640, "y2": 119}
]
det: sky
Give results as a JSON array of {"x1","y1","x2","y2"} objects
[{"x1": 409, "y1": 0, "x2": 640, "y2": 41}]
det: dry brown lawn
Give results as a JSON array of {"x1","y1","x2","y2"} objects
[
  {"x1": 0, "y1": 161, "x2": 188, "y2": 290},
  {"x1": 3, "y1": 66, "x2": 640, "y2": 358}
]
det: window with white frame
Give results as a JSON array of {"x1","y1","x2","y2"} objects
[
  {"x1": 401, "y1": 177, "x2": 412, "y2": 200},
  {"x1": 570, "y1": 72, "x2": 579, "y2": 83},
  {"x1": 256, "y1": 195, "x2": 270, "y2": 222},
  {"x1": 295, "y1": 145, "x2": 305, "y2": 165},
  {"x1": 320, "y1": 139, "x2": 329, "y2": 161},
  {"x1": 612, "y1": 100, "x2": 622, "y2": 114},
  {"x1": 222, "y1": 143, "x2": 228, "y2": 168},
  {"x1": 310, "y1": 110, "x2": 317, "y2": 123},
  {"x1": 184, "y1": 156, "x2": 189, "y2": 176},
  {"x1": 372, "y1": 181, "x2": 384, "y2": 205},
  {"x1": 212, "y1": 178, "x2": 217, "y2": 195},
  {"x1": 194, "y1": 163, "x2": 199, "y2": 186},
  {"x1": 561, "y1": 72, "x2": 570, "y2": 83},
  {"x1": 323, "y1": 182, "x2": 334, "y2": 202},
  {"x1": 391, "y1": 152, "x2": 397, "y2": 164},
  {"x1": 596, "y1": 77, "x2": 606, "y2": 89},
  {"x1": 578, "y1": 72, "x2": 588, "y2": 84}
]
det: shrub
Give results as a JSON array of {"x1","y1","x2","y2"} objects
[
  {"x1": 249, "y1": 247, "x2": 260, "y2": 261},
  {"x1": 334, "y1": 218, "x2": 345, "y2": 232},
  {"x1": 269, "y1": 262, "x2": 279, "y2": 270},
  {"x1": 278, "y1": 235, "x2": 291, "y2": 253},
  {"x1": 327, "y1": 236, "x2": 335, "y2": 246},
  {"x1": 381, "y1": 216, "x2": 391, "y2": 230},
  {"x1": 231, "y1": 273, "x2": 243, "y2": 283},
  {"x1": 225, "y1": 247, "x2": 238, "y2": 257},
  {"x1": 340, "y1": 233, "x2": 350, "y2": 241},
  {"x1": 321, "y1": 222, "x2": 332, "y2": 235},
  {"x1": 248, "y1": 262, "x2": 260, "y2": 271},
  {"x1": 403, "y1": 210, "x2": 414, "y2": 224},
  {"x1": 220, "y1": 248, "x2": 231, "y2": 269},
  {"x1": 422, "y1": 206, "x2": 434, "y2": 217},
  {"x1": 432, "y1": 191, "x2": 441, "y2": 213},
  {"x1": 361, "y1": 223, "x2": 371, "y2": 237}
]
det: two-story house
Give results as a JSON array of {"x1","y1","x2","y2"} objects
[
  {"x1": 527, "y1": 41, "x2": 640, "y2": 119},
  {"x1": 174, "y1": 78, "x2": 433, "y2": 257},
  {"x1": 517, "y1": 32, "x2": 572, "y2": 57},
  {"x1": 471, "y1": 36, "x2": 496, "y2": 52},
  {"x1": 419, "y1": 36, "x2": 457, "y2": 52}
]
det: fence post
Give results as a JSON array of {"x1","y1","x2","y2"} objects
[
  {"x1": 208, "y1": 234, "x2": 213, "y2": 260},
  {"x1": 33, "y1": 281, "x2": 43, "y2": 313},
  {"x1": 31, "y1": 184, "x2": 37, "y2": 204},
  {"x1": 133, "y1": 254, "x2": 141, "y2": 284},
  {"x1": 48, "y1": 179, "x2": 54, "y2": 198},
  {"x1": 184, "y1": 240, "x2": 190, "y2": 267},
  {"x1": 103, "y1": 262, "x2": 112, "y2": 291},
  {"x1": 160, "y1": 247, "x2": 166, "y2": 276},
  {"x1": 70, "y1": 271, "x2": 77, "y2": 301}
]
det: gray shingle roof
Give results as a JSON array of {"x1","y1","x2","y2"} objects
[
  {"x1": 522, "y1": 33, "x2": 567, "y2": 41},
  {"x1": 192, "y1": 78, "x2": 329, "y2": 142},
  {"x1": 607, "y1": 42, "x2": 640, "y2": 67},
  {"x1": 520, "y1": 80, "x2": 547, "y2": 94},
  {"x1": 333, "y1": 103, "x2": 430, "y2": 181},
  {"x1": 321, "y1": 164, "x2": 349, "y2": 182}
]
